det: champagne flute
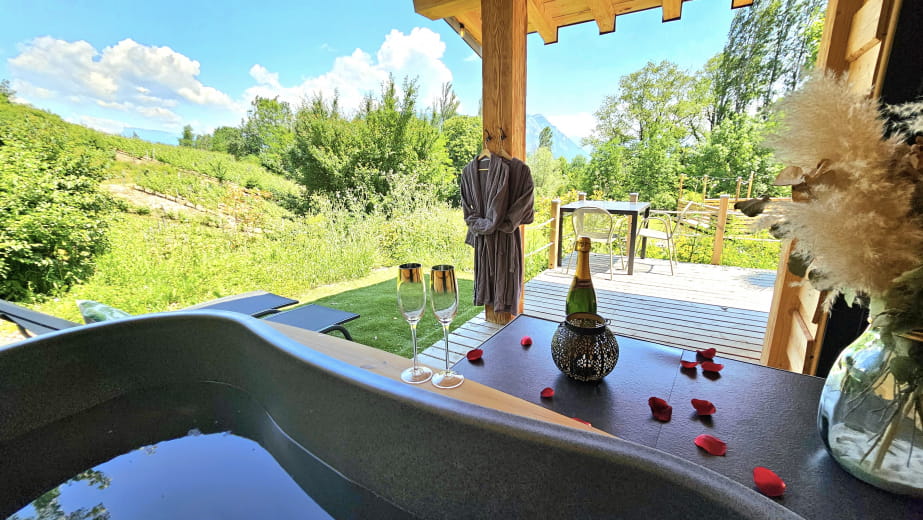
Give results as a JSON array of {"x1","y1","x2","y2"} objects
[
  {"x1": 397, "y1": 263, "x2": 433, "y2": 384},
  {"x1": 430, "y1": 265, "x2": 463, "y2": 389}
]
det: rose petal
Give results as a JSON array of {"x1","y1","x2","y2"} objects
[
  {"x1": 753, "y1": 467, "x2": 786, "y2": 497},
  {"x1": 680, "y1": 360, "x2": 699, "y2": 369},
  {"x1": 466, "y1": 348, "x2": 483, "y2": 361},
  {"x1": 697, "y1": 348, "x2": 717, "y2": 359},
  {"x1": 540, "y1": 387, "x2": 555, "y2": 398},
  {"x1": 691, "y1": 398, "x2": 717, "y2": 416},
  {"x1": 694, "y1": 434, "x2": 727, "y2": 456},
  {"x1": 520, "y1": 335, "x2": 533, "y2": 347},
  {"x1": 701, "y1": 362, "x2": 724, "y2": 373},
  {"x1": 572, "y1": 417, "x2": 591, "y2": 426},
  {"x1": 648, "y1": 397, "x2": 673, "y2": 422}
]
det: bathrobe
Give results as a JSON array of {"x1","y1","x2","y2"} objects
[{"x1": 460, "y1": 154, "x2": 535, "y2": 314}]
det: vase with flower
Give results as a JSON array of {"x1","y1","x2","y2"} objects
[{"x1": 738, "y1": 72, "x2": 923, "y2": 496}]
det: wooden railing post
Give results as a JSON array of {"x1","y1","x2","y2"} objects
[
  {"x1": 549, "y1": 199, "x2": 561, "y2": 269},
  {"x1": 578, "y1": 191, "x2": 587, "y2": 201},
  {"x1": 746, "y1": 172, "x2": 754, "y2": 199},
  {"x1": 710, "y1": 194, "x2": 730, "y2": 265}
]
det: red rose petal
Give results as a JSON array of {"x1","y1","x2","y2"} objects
[
  {"x1": 572, "y1": 417, "x2": 592, "y2": 426},
  {"x1": 753, "y1": 467, "x2": 786, "y2": 497},
  {"x1": 540, "y1": 387, "x2": 555, "y2": 398},
  {"x1": 680, "y1": 360, "x2": 699, "y2": 369},
  {"x1": 691, "y1": 398, "x2": 717, "y2": 416},
  {"x1": 701, "y1": 362, "x2": 724, "y2": 373},
  {"x1": 648, "y1": 397, "x2": 673, "y2": 422},
  {"x1": 466, "y1": 348, "x2": 483, "y2": 361},
  {"x1": 694, "y1": 434, "x2": 727, "y2": 456},
  {"x1": 520, "y1": 335, "x2": 533, "y2": 347},
  {"x1": 697, "y1": 348, "x2": 717, "y2": 359}
]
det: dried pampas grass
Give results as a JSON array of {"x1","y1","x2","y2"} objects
[{"x1": 764, "y1": 72, "x2": 923, "y2": 301}]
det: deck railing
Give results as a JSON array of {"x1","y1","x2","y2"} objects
[{"x1": 537, "y1": 193, "x2": 789, "y2": 268}]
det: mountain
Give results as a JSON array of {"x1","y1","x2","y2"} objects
[
  {"x1": 525, "y1": 114, "x2": 587, "y2": 161},
  {"x1": 121, "y1": 127, "x2": 179, "y2": 145}
]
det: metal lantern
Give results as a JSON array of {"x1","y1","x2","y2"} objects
[{"x1": 550, "y1": 312, "x2": 619, "y2": 382}]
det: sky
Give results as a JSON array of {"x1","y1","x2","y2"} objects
[{"x1": 0, "y1": 0, "x2": 735, "y2": 143}]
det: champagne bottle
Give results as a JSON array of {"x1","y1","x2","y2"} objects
[{"x1": 566, "y1": 236, "x2": 597, "y2": 315}]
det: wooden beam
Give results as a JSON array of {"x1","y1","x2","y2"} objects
[
  {"x1": 527, "y1": 0, "x2": 559, "y2": 44},
  {"x1": 816, "y1": 0, "x2": 864, "y2": 74},
  {"x1": 584, "y1": 0, "x2": 616, "y2": 33},
  {"x1": 731, "y1": 0, "x2": 753, "y2": 8},
  {"x1": 481, "y1": 0, "x2": 527, "y2": 323},
  {"x1": 663, "y1": 0, "x2": 683, "y2": 22},
  {"x1": 846, "y1": 0, "x2": 890, "y2": 62},
  {"x1": 413, "y1": 0, "x2": 480, "y2": 20}
]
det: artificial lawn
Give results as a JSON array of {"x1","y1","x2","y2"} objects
[{"x1": 309, "y1": 278, "x2": 481, "y2": 358}]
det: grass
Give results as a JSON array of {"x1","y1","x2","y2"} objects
[{"x1": 307, "y1": 274, "x2": 480, "y2": 358}]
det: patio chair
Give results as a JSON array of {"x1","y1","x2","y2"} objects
[
  {"x1": 635, "y1": 202, "x2": 694, "y2": 276},
  {"x1": 565, "y1": 206, "x2": 625, "y2": 280}
]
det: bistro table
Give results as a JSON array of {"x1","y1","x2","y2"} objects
[
  {"x1": 558, "y1": 199, "x2": 651, "y2": 275},
  {"x1": 453, "y1": 314, "x2": 922, "y2": 519}
]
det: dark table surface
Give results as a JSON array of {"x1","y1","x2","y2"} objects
[
  {"x1": 453, "y1": 314, "x2": 923, "y2": 519},
  {"x1": 262, "y1": 304, "x2": 358, "y2": 331}
]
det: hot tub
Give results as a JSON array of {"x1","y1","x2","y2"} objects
[{"x1": 0, "y1": 312, "x2": 800, "y2": 519}]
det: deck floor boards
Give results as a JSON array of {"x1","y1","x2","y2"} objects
[{"x1": 420, "y1": 254, "x2": 775, "y2": 366}]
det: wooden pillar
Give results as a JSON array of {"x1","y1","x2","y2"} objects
[
  {"x1": 481, "y1": 0, "x2": 527, "y2": 324},
  {"x1": 710, "y1": 195, "x2": 730, "y2": 265},
  {"x1": 549, "y1": 199, "x2": 561, "y2": 270},
  {"x1": 746, "y1": 172, "x2": 754, "y2": 199},
  {"x1": 577, "y1": 191, "x2": 587, "y2": 201}
]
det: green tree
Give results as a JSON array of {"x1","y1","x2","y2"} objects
[
  {"x1": 210, "y1": 126, "x2": 242, "y2": 154},
  {"x1": 0, "y1": 79, "x2": 13, "y2": 103},
  {"x1": 290, "y1": 77, "x2": 451, "y2": 213},
  {"x1": 538, "y1": 126, "x2": 553, "y2": 150},
  {"x1": 588, "y1": 61, "x2": 710, "y2": 207},
  {"x1": 430, "y1": 82, "x2": 460, "y2": 128},
  {"x1": 711, "y1": 0, "x2": 825, "y2": 125},
  {"x1": 685, "y1": 113, "x2": 784, "y2": 198},
  {"x1": 178, "y1": 124, "x2": 195, "y2": 147},
  {"x1": 528, "y1": 147, "x2": 565, "y2": 198},
  {"x1": 239, "y1": 96, "x2": 295, "y2": 174}
]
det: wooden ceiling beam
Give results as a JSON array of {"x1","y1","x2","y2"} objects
[
  {"x1": 584, "y1": 0, "x2": 616, "y2": 34},
  {"x1": 455, "y1": 11, "x2": 484, "y2": 49},
  {"x1": 528, "y1": 0, "x2": 560, "y2": 44},
  {"x1": 663, "y1": 0, "x2": 683, "y2": 22},
  {"x1": 731, "y1": 0, "x2": 754, "y2": 8},
  {"x1": 413, "y1": 0, "x2": 480, "y2": 20}
]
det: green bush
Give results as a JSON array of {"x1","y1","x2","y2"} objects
[{"x1": 0, "y1": 104, "x2": 113, "y2": 300}]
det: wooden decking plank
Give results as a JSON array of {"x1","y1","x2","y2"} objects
[{"x1": 524, "y1": 286, "x2": 768, "y2": 335}]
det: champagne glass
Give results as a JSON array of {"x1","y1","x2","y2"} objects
[
  {"x1": 397, "y1": 263, "x2": 432, "y2": 384},
  {"x1": 430, "y1": 265, "x2": 464, "y2": 389}
]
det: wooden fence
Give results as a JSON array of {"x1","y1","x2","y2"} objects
[{"x1": 525, "y1": 193, "x2": 790, "y2": 268}]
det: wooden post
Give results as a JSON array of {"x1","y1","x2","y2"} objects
[
  {"x1": 702, "y1": 175, "x2": 708, "y2": 200},
  {"x1": 628, "y1": 192, "x2": 639, "y2": 255},
  {"x1": 746, "y1": 172, "x2": 754, "y2": 199},
  {"x1": 577, "y1": 191, "x2": 587, "y2": 201},
  {"x1": 549, "y1": 199, "x2": 561, "y2": 270},
  {"x1": 710, "y1": 194, "x2": 730, "y2": 265},
  {"x1": 481, "y1": 0, "x2": 526, "y2": 325},
  {"x1": 735, "y1": 177, "x2": 742, "y2": 201}
]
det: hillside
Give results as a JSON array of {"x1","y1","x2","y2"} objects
[{"x1": 525, "y1": 114, "x2": 587, "y2": 161}]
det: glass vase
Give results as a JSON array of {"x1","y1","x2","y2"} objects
[{"x1": 817, "y1": 324, "x2": 923, "y2": 497}]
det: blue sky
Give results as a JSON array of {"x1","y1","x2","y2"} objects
[{"x1": 0, "y1": 0, "x2": 734, "y2": 141}]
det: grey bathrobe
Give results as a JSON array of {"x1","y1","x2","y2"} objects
[{"x1": 460, "y1": 155, "x2": 535, "y2": 314}]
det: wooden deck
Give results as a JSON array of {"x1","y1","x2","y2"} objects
[{"x1": 420, "y1": 253, "x2": 775, "y2": 367}]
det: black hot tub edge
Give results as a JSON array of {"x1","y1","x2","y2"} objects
[{"x1": 0, "y1": 311, "x2": 802, "y2": 519}]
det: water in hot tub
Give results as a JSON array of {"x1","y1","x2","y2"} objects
[{"x1": 7, "y1": 429, "x2": 334, "y2": 520}]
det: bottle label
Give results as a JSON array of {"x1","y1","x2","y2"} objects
[{"x1": 573, "y1": 279, "x2": 593, "y2": 289}]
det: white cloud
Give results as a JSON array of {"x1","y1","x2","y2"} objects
[
  {"x1": 546, "y1": 112, "x2": 597, "y2": 141},
  {"x1": 244, "y1": 27, "x2": 453, "y2": 114},
  {"x1": 8, "y1": 36, "x2": 239, "y2": 124},
  {"x1": 66, "y1": 114, "x2": 127, "y2": 135}
]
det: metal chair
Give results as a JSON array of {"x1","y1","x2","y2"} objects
[
  {"x1": 565, "y1": 206, "x2": 625, "y2": 280},
  {"x1": 635, "y1": 202, "x2": 694, "y2": 276}
]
